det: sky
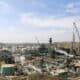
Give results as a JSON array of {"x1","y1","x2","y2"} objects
[{"x1": 0, "y1": 0, "x2": 80, "y2": 43}]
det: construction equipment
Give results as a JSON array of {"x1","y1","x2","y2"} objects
[
  {"x1": 73, "y1": 22, "x2": 80, "y2": 42},
  {"x1": 73, "y1": 22, "x2": 80, "y2": 55}
]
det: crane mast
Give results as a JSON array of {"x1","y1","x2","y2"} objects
[
  {"x1": 73, "y1": 22, "x2": 80, "y2": 55},
  {"x1": 73, "y1": 22, "x2": 80, "y2": 42},
  {"x1": 71, "y1": 25, "x2": 75, "y2": 54}
]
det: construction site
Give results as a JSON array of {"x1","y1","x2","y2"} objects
[{"x1": 0, "y1": 22, "x2": 79, "y2": 80}]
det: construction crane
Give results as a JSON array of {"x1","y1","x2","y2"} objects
[
  {"x1": 73, "y1": 22, "x2": 80, "y2": 55},
  {"x1": 73, "y1": 22, "x2": 80, "y2": 42},
  {"x1": 71, "y1": 24, "x2": 75, "y2": 54}
]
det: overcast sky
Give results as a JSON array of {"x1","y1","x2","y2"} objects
[{"x1": 0, "y1": 0, "x2": 80, "y2": 43}]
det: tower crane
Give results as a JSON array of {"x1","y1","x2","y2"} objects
[
  {"x1": 73, "y1": 22, "x2": 80, "y2": 42},
  {"x1": 73, "y1": 22, "x2": 80, "y2": 55}
]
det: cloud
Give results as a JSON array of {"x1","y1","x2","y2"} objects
[
  {"x1": 0, "y1": 13, "x2": 78, "y2": 43},
  {"x1": 1, "y1": 28, "x2": 78, "y2": 43},
  {"x1": 19, "y1": 13, "x2": 80, "y2": 42},
  {"x1": 66, "y1": 2, "x2": 80, "y2": 13},
  {"x1": 0, "y1": 1, "x2": 14, "y2": 15},
  {"x1": 31, "y1": 1, "x2": 47, "y2": 8},
  {"x1": 0, "y1": 1, "x2": 80, "y2": 43},
  {"x1": 20, "y1": 13, "x2": 80, "y2": 29},
  {"x1": 0, "y1": 28, "x2": 73, "y2": 43}
]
